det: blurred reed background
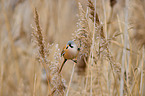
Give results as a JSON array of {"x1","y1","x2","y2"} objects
[{"x1": 0, "y1": 0, "x2": 145, "y2": 96}]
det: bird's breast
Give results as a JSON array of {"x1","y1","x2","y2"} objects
[{"x1": 63, "y1": 47, "x2": 78, "y2": 59}]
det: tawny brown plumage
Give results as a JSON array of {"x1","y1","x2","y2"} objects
[{"x1": 58, "y1": 41, "x2": 80, "y2": 73}]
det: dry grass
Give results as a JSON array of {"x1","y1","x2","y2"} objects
[{"x1": 0, "y1": 0, "x2": 145, "y2": 96}]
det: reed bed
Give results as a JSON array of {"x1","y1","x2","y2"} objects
[{"x1": 0, "y1": 0, "x2": 145, "y2": 96}]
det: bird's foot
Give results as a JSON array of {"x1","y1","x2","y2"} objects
[{"x1": 71, "y1": 59, "x2": 77, "y2": 63}]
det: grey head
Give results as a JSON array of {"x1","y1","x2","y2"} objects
[{"x1": 67, "y1": 41, "x2": 76, "y2": 48}]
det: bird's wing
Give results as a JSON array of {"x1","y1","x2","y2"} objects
[
  {"x1": 61, "y1": 50, "x2": 65, "y2": 56},
  {"x1": 61, "y1": 45, "x2": 66, "y2": 56}
]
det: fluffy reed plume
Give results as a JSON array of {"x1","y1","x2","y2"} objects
[
  {"x1": 88, "y1": 0, "x2": 121, "y2": 77},
  {"x1": 32, "y1": 8, "x2": 50, "y2": 85},
  {"x1": 73, "y1": 2, "x2": 92, "y2": 75},
  {"x1": 48, "y1": 44, "x2": 66, "y2": 96},
  {"x1": 87, "y1": 0, "x2": 122, "y2": 95},
  {"x1": 88, "y1": 0, "x2": 104, "y2": 38},
  {"x1": 32, "y1": 9, "x2": 65, "y2": 96}
]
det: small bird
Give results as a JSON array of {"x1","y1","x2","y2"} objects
[{"x1": 58, "y1": 41, "x2": 80, "y2": 73}]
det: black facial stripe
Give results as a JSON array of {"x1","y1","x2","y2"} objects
[
  {"x1": 66, "y1": 46, "x2": 68, "y2": 49},
  {"x1": 70, "y1": 46, "x2": 73, "y2": 48},
  {"x1": 69, "y1": 44, "x2": 74, "y2": 48}
]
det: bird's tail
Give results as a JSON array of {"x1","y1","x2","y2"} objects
[{"x1": 58, "y1": 59, "x2": 67, "y2": 73}]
